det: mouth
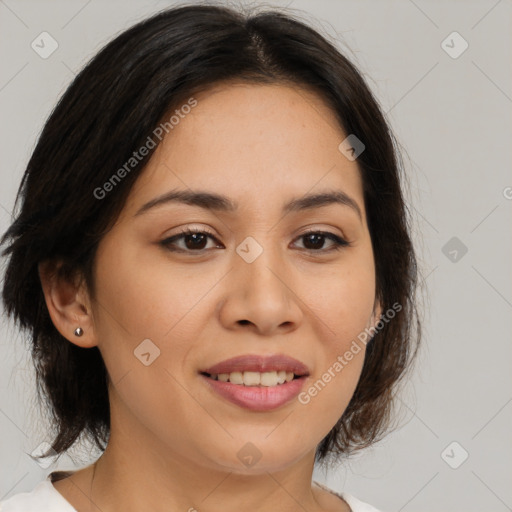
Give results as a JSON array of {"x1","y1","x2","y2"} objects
[
  {"x1": 200, "y1": 353, "x2": 310, "y2": 383},
  {"x1": 201, "y1": 370, "x2": 305, "y2": 387},
  {"x1": 200, "y1": 370, "x2": 304, "y2": 386},
  {"x1": 199, "y1": 354, "x2": 310, "y2": 411}
]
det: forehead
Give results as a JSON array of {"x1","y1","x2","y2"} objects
[{"x1": 125, "y1": 82, "x2": 365, "y2": 218}]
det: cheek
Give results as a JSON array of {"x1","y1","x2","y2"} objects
[
  {"x1": 90, "y1": 246, "x2": 216, "y2": 450},
  {"x1": 92, "y1": 236, "x2": 221, "y2": 340},
  {"x1": 308, "y1": 261, "x2": 376, "y2": 349},
  {"x1": 292, "y1": 257, "x2": 375, "y2": 433},
  {"x1": 91, "y1": 240, "x2": 229, "y2": 397},
  {"x1": 290, "y1": 341, "x2": 366, "y2": 460}
]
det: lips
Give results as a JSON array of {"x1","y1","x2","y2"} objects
[
  {"x1": 200, "y1": 354, "x2": 310, "y2": 377},
  {"x1": 199, "y1": 354, "x2": 310, "y2": 411}
]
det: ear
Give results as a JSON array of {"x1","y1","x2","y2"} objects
[
  {"x1": 369, "y1": 296, "x2": 383, "y2": 330},
  {"x1": 38, "y1": 260, "x2": 98, "y2": 348}
]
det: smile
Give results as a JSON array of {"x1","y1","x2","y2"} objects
[{"x1": 200, "y1": 372, "x2": 308, "y2": 411}]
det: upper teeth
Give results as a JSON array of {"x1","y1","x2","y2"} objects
[{"x1": 210, "y1": 371, "x2": 295, "y2": 386}]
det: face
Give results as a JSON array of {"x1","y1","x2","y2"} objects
[{"x1": 86, "y1": 82, "x2": 380, "y2": 473}]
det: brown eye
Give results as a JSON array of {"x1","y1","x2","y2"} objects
[
  {"x1": 294, "y1": 231, "x2": 350, "y2": 252},
  {"x1": 183, "y1": 232, "x2": 208, "y2": 250},
  {"x1": 161, "y1": 229, "x2": 349, "y2": 255},
  {"x1": 161, "y1": 229, "x2": 222, "y2": 252}
]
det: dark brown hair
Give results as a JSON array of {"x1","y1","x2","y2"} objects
[{"x1": 1, "y1": 3, "x2": 421, "y2": 464}]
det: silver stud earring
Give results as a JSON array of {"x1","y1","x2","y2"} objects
[{"x1": 74, "y1": 327, "x2": 84, "y2": 337}]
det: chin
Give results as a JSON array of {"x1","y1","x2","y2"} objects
[{"x1": 203, "y1": 437, "x2": 312, "y2": 475}]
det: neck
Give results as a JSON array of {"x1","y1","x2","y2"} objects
[
  {"x1": 76, "y1": 393, "x2": 327, "y2": 512},
  {"x1": 89, "y1": 437, "x2": 322, "y2": 512}
]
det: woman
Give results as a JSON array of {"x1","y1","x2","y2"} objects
[{"x1": 0, "y1": 4, "x2": 420, "y2": 512}]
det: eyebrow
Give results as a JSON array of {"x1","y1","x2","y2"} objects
[{"x1": 135, "y1": 188, "x2": 362, "y2": 220}]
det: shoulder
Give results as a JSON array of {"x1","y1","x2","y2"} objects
[
  {"x1": 0, "y1": 475, "x2": 76, "y2": 512},
  {"x1": 313, "y1": 480, "x2": 384, "y2": 512},
  {"x1": 341, "y1": 492, "x2": 384, "y2": 512}
]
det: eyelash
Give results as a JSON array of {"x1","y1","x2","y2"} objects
[{"x1": 160, "y1": 227, "x2": 350, "y2": 254}]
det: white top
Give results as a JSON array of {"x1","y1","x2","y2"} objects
[{"x1": 0, "y1": 474, "x2": 383, "y2": 512}]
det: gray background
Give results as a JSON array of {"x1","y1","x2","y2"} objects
[{"x1": 0, "y1": 1, "x2": 511, "y2": 511}]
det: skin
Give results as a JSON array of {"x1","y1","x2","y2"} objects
[{"x1": 40, "y1": 82, "x2": 382, "y2": 512}]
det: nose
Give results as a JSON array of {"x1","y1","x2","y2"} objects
[{"x1": 218, "y1": 243, "x2": 303, "y2": 336}]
